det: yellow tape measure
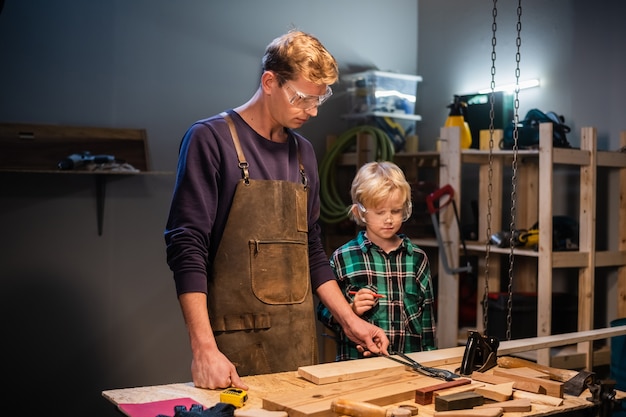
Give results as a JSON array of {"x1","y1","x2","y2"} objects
[{"x1": 220, "y1": 388, "x2": 248, "y2": 408}]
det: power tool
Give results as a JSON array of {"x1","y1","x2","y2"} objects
[{"x1": 57, "y1": 151, "x2": 116, "y2": 170}]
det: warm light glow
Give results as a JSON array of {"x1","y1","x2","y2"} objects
[{"x1": 478, "y1": 79, "x2": 540, "y2": 94}]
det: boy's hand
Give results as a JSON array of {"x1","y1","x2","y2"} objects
[{"x1": 350, "y1": 289, "x2": 384, "y2": 316}]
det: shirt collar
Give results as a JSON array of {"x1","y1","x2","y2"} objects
[{"x1": 356, "y1": 230, "x2": 414, "y2": 255}]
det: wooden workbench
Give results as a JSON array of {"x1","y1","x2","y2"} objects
[{"x1": 102, "y1": 335, "x2": 626, "y2": 417}]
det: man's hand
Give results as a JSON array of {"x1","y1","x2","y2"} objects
[
  {"x1": 190, "y1": 345, "x2": 249, "y2": 390},
  {"x1": 316, "y1": 281, "x2": 390, "y2": 356},
  {"x1": 341, "y1": 314, "x2": 390, "y2": 357},
  {"x1": 179, "y1": 292, "x2": 249, "y2": 390}
]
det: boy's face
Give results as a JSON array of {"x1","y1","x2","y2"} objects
[{"x1": 360, "y1": 189, "x2": 406, "y2": 241}]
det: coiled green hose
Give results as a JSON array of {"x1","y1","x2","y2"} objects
[{"x1": 319, "y1": 126, "x2": 396, "y2": 224}]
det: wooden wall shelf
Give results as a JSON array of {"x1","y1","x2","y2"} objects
[{"x1": 0, "y1": 123, "x2": 173, "y2": 235}]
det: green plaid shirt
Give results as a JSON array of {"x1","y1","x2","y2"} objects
[{"x1": 317, "y1": 230, "x2": 436, "y2": 360}]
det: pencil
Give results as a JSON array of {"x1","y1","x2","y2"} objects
[{"x1": 348, "y1": 290, "x2": 386, "y2": 298}]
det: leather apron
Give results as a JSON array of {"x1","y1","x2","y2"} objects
[{"x1": 207, "y1": 113, "x2": 317, "y2": 376}]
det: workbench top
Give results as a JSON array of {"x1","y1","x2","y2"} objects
[{"x1": 102, "y1": 362, "x2": 621, "y2": 417}]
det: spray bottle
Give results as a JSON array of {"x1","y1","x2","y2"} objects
[{"x1": 444, "y1": 95, "x2": 472, "y2": 149}]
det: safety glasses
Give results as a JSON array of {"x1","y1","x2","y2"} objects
[{"x1": 283, "y1": 83, "x2": 333, "y2": 110}]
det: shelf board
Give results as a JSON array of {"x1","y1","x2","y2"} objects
[
  {"x1": 342, "y1": 111, "x2": 422, "y2": 121},
  {"x1": 0, "y1": 168, "x2": 173, "y2": 175}
]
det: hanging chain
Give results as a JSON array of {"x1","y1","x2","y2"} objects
[
  {"x1": 505, "y1": 0, "x2": 523, "y2": 341},
  {"x1": 482, "y1": 0, "x2": 498, "y2": 335}
]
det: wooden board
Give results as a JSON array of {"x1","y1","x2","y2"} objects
[
  {"x1": 415, "y1": 379, "x2": 472, "y2": 405},
  {"x1": 298, "y1": 356, "x2": 405, "y2": 385},
  {"x1": 474, "y1": 398, "x2": 532, "y2": 412},
  {"x1": 474, "y1": 382, "x2": 513, "y2": 402},
  {"x1": 298, "y1": 328, "x2": 626, "y2": 387},
  {"x1": 433, "y1": 407, "x2": 503, "y2": 417},
  {"x1": 298, "y1": 348, "x2": 466, "y2": 385},
  {"x1": 263, "y1": 372, "x2": 438, "y2": 417},
  {"x1": 493, "y1": 369, "x2": 563, "y2": 398}
]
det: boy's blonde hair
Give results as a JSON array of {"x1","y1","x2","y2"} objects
[
  {"x1": 262, "y1": 29, "x2": 339, "y2": 86},
  {"x1": 349, "y1": 161, "x2": 412, "y2": 226}
]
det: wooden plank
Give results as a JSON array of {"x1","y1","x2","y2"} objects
[
  {"x1": 493, "y1": 367, "x2": 550, "y2": 379},
  {"x1": 512, "y1": 381, "x2": 544, "y2": 394},
  {"x1": 512, "y1": 390, "x2": 563, "y2": 407},
  {"x1": 493, "y1": 369, "x2": 563, "y2": 398},
  {"x1": 474, "y1": 382, "x2": 513, "y2": 402},
  {"x1": 263, "y1": 373, "x2": 433, "y2": 417},
  {"x1": 470, "y1": 371, "x2": 542, "y2": 393},
  {"x1": 434, "y1": 382, "x2": 484, "y2": 399},
  {"x1": 577, "y1": 127, "x2": 597, "y2": 369},
  {"x1": 474, "y1": 398, "x2": 532, "y2": 412},
  {"x1": 616, "y1": 131, "x2": 626, "y2": 322},
  {"x1": 469, "y1": 372, "x2": 510, "y2": 385},
  {"x1": 415, "y1": 379, "x2": 472, "y2": 405},
  {"x1": 298, "y1": 327, "x2": 626, "y2": 387},
  {"x1": 436, "y1": 126, "x2": 462, "y2": 348},
  {"x1": 433, "y1": 409, "x2": 503, "y2": 417},
  {"x1": 298, "y1": 356, "x2": 405, "y2": 385},
  {"x1": 498, "y1": 326, "x2": 626, "y2": 356},
  {"x1": 298, "y1": 348, "x2": 466, "y2": 385},
  {"x1": 537, "y1": 124, "x2": 555, "y2": 366}
]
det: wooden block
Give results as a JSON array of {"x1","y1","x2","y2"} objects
[
  {"x1": 474, "y1": 382, "x2": 513, "y2": 402},
  {"x1": 493, "y1": 369, "x2": 563, "y2": 398},
  {"x1": 470, "y1": 371, "x2": 542, "y2": 393},
  {"x1": 495, "y1": 366, "x2": 550, "y2": 379},
  {"x1": 434, "y1": 382, "x2": 484, "y2": 398},
  {"x1": 415, "y1": 378, "x2": 472, "y2": 405},
  {"x1": 474, "y1": 398, "x2": 532, "y2": 412},
  {"x1": 434, "y1": 409, "x2": 503, "y2": 417},
  {"x1": 435, "y1": 392, "x2": 484, "y2": 411},
  {"x1": 512, "y1": 380, "x2": 545, "y2": 394},
  {"x1": 470, "y1": 372, "x2": 511, "y2": 385},
  {"x1": 512, "y1": 390, "x2": 564, "y2": 407}
]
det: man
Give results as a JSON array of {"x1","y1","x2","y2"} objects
[{"x1": 164, "y1": 29, "x2": 389, "y2": 390}]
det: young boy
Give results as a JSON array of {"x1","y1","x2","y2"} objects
[{"x1": 318, "y1": 161, "x2": 437, "y2": 360}]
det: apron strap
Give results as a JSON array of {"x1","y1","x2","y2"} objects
[
  {"x1": 292, "y1": 137, "x2": 308, "y2": 190},
  {"x1": 220, "y1": 111, "x2": 250, "y2": 184},
  {"x1": 220, "y1": 111, "x2": 308, "y2": 189}
]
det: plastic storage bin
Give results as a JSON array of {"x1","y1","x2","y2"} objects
[{"x1": 342, "y1": 70, "x2": 422, "y2": 116}]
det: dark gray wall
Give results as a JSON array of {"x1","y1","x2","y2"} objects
[
  {"x1": 0, "y1": 1, "x2": 417, "y2": 416},
  {"x1": 0, "y1": 1, "x2": 624, "y2": 416}
]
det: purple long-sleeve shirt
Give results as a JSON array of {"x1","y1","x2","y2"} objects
[{"x1": 164, "y1": 110, "x2": 334, "y2": 296}]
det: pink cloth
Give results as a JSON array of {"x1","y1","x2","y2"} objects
[{"x1": 118, "y1": 397, "x2": 203, "y2": 417}]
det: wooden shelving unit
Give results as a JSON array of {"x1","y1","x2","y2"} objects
[{"x1": 434, "y1": 124, "x2": 626, "y2": 367}]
